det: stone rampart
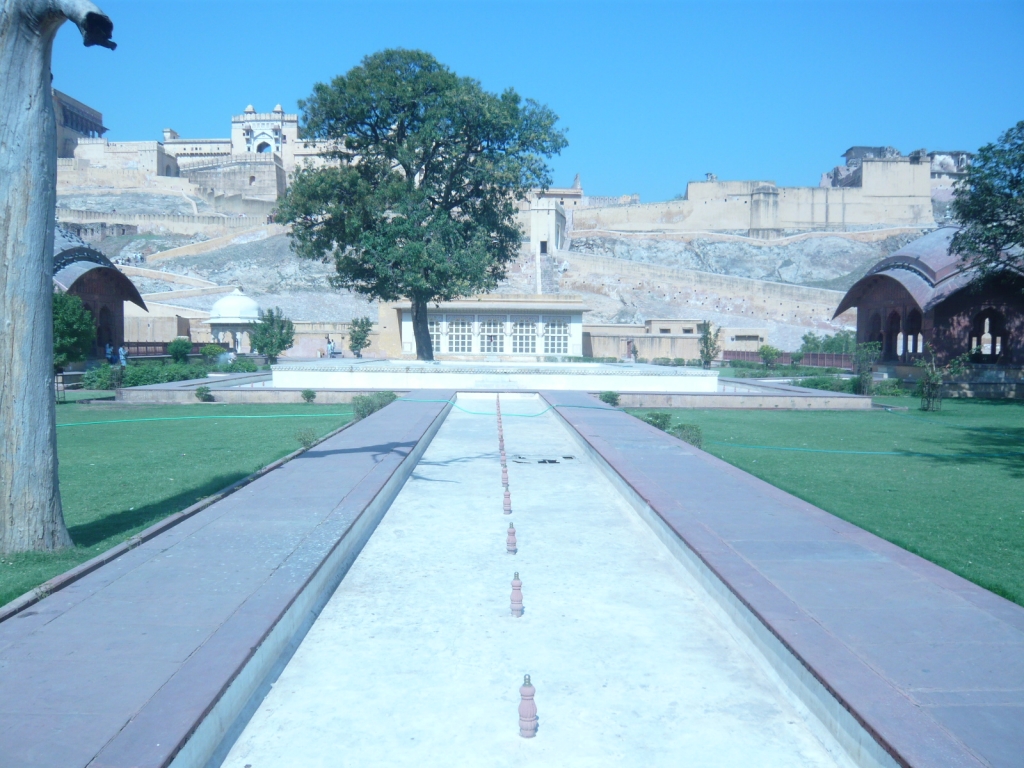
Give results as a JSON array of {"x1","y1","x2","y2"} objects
[
  {"x1": 572, "y1": 159, "x2": 934, "y2": 237},
  {"x1": 56, "y1": 208, "x2": 265, "y2": 236}
]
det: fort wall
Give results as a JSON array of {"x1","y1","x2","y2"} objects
[{"x1": 572, "y1": 158, "x2": 934, "y2": 237}]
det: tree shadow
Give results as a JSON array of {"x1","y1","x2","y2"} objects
[
  {"x1": 68, "y1": 472, "x2": 246, "y2": 549},
  {"x1": 303, "y1": 441, "x2": 416, "y2": 462},
  {"x1": 894, "y1": 423, "x2": 1024, "y2": 479}
]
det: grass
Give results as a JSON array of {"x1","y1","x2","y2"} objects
[
  {"x1": 0, "y1": 402, "x2": 353, "y2": 608},
  {"x1": 626, "y1": 399, "x2": 1024, "y2": 606}
]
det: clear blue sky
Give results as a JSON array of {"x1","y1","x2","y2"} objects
[{"x1": 52, "y1": 0, "x2": 1023, "y2": 202}]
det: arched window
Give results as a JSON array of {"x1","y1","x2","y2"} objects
[
  {"x1": 884, "y1": 311, "x2": 901, "y2": 361},
  {"x1": 971, "y1": 309, "x2": 1007, "y2": 363},
  {"x1": 256, "y1": 142, "x2": 272, "y2": 154},
  {"x1": 905, "y1": 309, "x2": 923, "y2": 357}
]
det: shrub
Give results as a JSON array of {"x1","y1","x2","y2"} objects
[
  {"x1": 789, "y1": 352, "x2": 804, "y2": 366},
  {"x1": 598, "y1": 391, "x2": 620, "y2": 406},
  {"x1": 873, "y1": 378, "x2": 906, "y2": 397},
  {"x1": 699, "y1": 321, "x2": 721, "y2": 369},
  {"x1": 636, "y1": 357, "x2": 649, "y2": 364},
  {"x1": 640, "y1": 412, "x2": 671, "y2": 431},
  {"x1": 669, "y1": 423, "x2": 703, "y2": 449},
  {"x1": 119, "y1": 362, "x2": 211, "y2": 388},
  {"x1": 352, "y1": 391, "x2": 397, "y2": 420},
  {"x1": 201, "y1": 344, "x2": 227, "y2": 363},
  {"x1": 295, "y1": 427, "x2": 318, "y2": 448},
  {"x1": 791, "y1": 375, "x2": 854, "y2": 393},
  {"x1": 194, "y1": 385, "x2": 213, "y2": 402},
  {"x1": 223, "y1": 357, "x2": 258, "y2": 373},
  {"x1": 651, "y1": 357, "x2": 672, "y2": 366},
  {"x1": 167, "y1": 337, "x2": 193, "y2": 364},
  {"x1": 301, "y1": 389, "x2": 317, "y2": 403},
  {"x1": 82, "y1": 363, "x2": 114, "y2": 390}
]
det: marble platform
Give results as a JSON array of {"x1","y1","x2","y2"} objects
[{"x1": 271, "y1": 359, "x2": 719, "y2": 393}]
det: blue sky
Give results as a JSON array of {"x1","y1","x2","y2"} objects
[{"x1": 52, "y1": 0, "x2": 1023, "y2": 202}]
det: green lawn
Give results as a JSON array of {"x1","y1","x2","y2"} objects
[
  {"x1": 627, "y1": 399, "x2": 1024, "y2": 605},
  {"x1": 0, "y1": 403, "x2": 353, "y2": 608}
]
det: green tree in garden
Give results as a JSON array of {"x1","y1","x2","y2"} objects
[
  {"x1": 915, "y1": 346, "x2": 971, "y2": 412},
  {"x1": 52, "y1": 292, "x2": 95, "y2": 369},
  {"x1": 800, "y1": 330, "x2": 855, "y2": 355},
  {"x1": 698, "y1": 321, "x2": 721, "y2": 369},
  {"x1": 758, "y1": 344, "x2": 781, "y2": 369},
  {"x1": 348, "y1": 316, "x2": 373, "y2": 358},
  {"x1": 249, "y1": 307, "x2": 295, "y2": 364},
  {"x1": 854, "y1": 341, "x2": 881, "y2": 395},
  {"x1": 278, "y1": 49, "x2": 567, "y2": 360},
  {"x1": 951, "y1": 121, "x2": 1024, "y2": 272},
  {"x1": 166, "y1": 337, "x2": 192, "y2": 363}
]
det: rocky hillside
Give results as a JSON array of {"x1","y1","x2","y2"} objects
[{"x1": 568, "y1": 231, "x2": 924, "y2": 290}]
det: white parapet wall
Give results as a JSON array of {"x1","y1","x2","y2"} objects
[{"x1": 271, "y1": 360, "x2": 719, "y2": 393}]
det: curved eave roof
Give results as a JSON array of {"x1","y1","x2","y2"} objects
[
  {"x1": 833, "y1": 226, "x2": 1016, "y2": 319},
  {"x1": 53, "y1": 262, "x2": 148, "y2": 311}
]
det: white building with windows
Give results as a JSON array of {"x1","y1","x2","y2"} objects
[{"x1": 389, "y1": 295, "x2": 586, "y2": 360}]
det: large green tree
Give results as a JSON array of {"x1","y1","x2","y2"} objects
[
  {"x1": 52, "y1": 292, "x2": 96, "y2": 369},
  {"x1": 278, "y1": 49, "x2": 567, "y2": 360},
  {"x1": 950, "y1": 120, "x2": 1024, "y2": 272},
  {"x1": 249, "y1": 308, "x2": 295, "y2": 364}
]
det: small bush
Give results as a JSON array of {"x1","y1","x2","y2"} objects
[
  {"x1": 671, "y1": 358, "x2": 687, "y2": 366},
  {"x1": 789, "y1": 352, "x2": 804, "y2": 366},
  {"x1": 352, "y1": 391, "x2": 397, "y2": 420},
  {"x1": 301, "y1": 389, "x2": 317, "y2": 403},
  {"x1": 873, "y1": 378, "x2": 906, "y2": 397},
  {"x1": 120, "y1": 362, "x2": 210, "y2": 388},
  {"x1": 295, "y1": 427, "x2": 318, "y2": 448},
  {"x1": 636, "y1": 357, "x2": 649, "y2": 364},
  {"x1": 791, "y1": 376, "x2": 854, "y2": 393},
  {"x1": 640, "y1": 412, "x2": 671, "y2": 431},
  {"x1": 82, "y1": 363, "x2": 114, "y2": 390},
  {"x1": 167, "y1": 337, "x2": 193, "y2": 364},
  {"x1": 194, "y1": 385, "x2": 213, "y2": 402},
  {"x1": 651, "y1": 357, "x2": 672, "y2": 366},
  {"x1": 201, "y1": 344, "x2": 226, "y2": 363},
  {"x1": 223, "y1": 357, "x2": 258, "y2": 373},
  {"x1": 669, "y1": 423, "x2": 703, "y2": 449},
  {"x1": 598, "y1": 391, "x2": 620, "y2": 406}
]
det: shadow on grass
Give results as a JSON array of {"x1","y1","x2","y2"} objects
[
  {"x1": 68, "y1": 472, "x2": 246, "y2": 548},
  {"x1": 896, "y1": 425, "x2": 1024, "y2": 480}
]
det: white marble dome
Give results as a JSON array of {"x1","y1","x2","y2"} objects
[{"x1": 209, "y1": 289, "x2": 259, "y2": 324}]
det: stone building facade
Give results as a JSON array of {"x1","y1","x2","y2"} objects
[{"x1": 834, "y1": 227, "x2": 1024, "y2": 366}]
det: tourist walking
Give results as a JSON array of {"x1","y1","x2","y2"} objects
[
  {"x1": 118, "y1": 344, "x2": 127, "y2": 368},
  {"x1": 105, "y1": 342, "x2": 114, "y2": 364}
]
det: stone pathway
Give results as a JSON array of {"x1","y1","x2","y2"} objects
[{"x1": 223, "y1": 393, "x2": 850, "y2": 767}]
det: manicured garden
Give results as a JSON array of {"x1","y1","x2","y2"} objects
[
  {"x1": 627, "y1": 399, "x2": 1024, "y2": 606},
  {"x1": 0, "y1": 402, "x2": 354, "y2": 607}
]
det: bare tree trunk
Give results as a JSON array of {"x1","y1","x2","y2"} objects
[
  {"x1": 0, "y1": 0, "x2": 114, "y2": 553},
  {"x1": 410, "y1": 297, "x2": 434, "y2": 361}
]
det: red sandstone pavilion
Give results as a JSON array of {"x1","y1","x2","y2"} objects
[{"x1": 835, "y1": 226, "x2": 1024, "y2": 370}]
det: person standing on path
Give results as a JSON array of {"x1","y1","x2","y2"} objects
[
  {"x1": 105, "y1": 342, "x2": 114, "y2": 364},
  {"x1": 118, "y1": 343, "x2": 127, "y2": 368}
]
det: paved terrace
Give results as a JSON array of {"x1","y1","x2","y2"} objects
[
  {"x1": 0, "y1": 393, "x2": 454, "y2": 768},
  {"x1": 547, "y1": 391, "x2": 1024, "y2": 768}
]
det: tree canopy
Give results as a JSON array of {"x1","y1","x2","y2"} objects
[
  {"x1": 951, "y1": 120, "x2": 1024, "y2": 273},
  {"x1": 249, "y1": 307, "x2": 295, "y2": 364},
  {"x1": 278, "y1": 49, "x2": 567, "y2": 359},
  {"x1": 52, "y1": 292, "x2": 95, "y2": 369}
]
